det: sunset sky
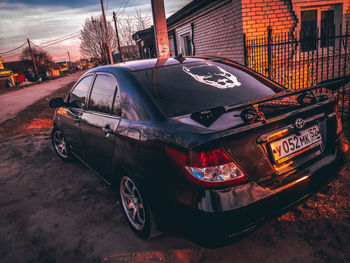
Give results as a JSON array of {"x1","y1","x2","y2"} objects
[{"x1": 0, "y1": 0, "x2": 191, "y2": 62}]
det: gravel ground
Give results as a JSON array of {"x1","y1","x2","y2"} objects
[{"x1": 0, "y1": 81, "x2": 349, "y2": 263}]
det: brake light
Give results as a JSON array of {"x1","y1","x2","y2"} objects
[
  {"x1": 166, "y1": 147, "x2": 247, "y2": 187},
  {"x1": 336, "y1": 107, "x2": 342, "y2": 134}
]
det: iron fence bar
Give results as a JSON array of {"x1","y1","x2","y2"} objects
[
  {"x1": 284, "y1": 32, "x2": 287, "y2": 87},
  {"x1": 267, "y1": 27, "x2": 272, "y2": 78},
  {"x1": 299, "y1": 31, "x2": 302, "y2": 90},
  {"x1": 279, "y1": 34, "x2": 282, "y2": 84},
  {"x1": 294, "y1": 36, "x2": 297, "y2": 90},
  {"x1": 343, "y1": 23, "x2": 349, "y2": 76},
  {"x1": 256, "y1": 37, "x2": 262, "y2": 74},
  {"x1": 338, "y1": 24, "x2": 343, "y2": 78},
  {"x1": 243, "y1": 33, "x2": 248, "y2": 66},
  {"x1": 316, "y1": 28, "x2": 319, "y2": 88},
  {"x1": 337, "y1": 24, "x2": 343, "y2": 104},
  {"x1": 326, "y1": 38, "x2": 330, "y2": 83},
  {"x1": 345, "y1": 24, "x2": 350, "y2": 118}
]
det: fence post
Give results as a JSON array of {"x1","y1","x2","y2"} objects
[
  {"x1": 243, "y1": 33, "x2": 248, "y2": 66},
  {"x1": 267, "y1": 26, "x2": 272, "y2": 78}
]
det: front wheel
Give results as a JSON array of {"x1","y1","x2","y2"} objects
[
  {"x1": 119, "y1": 175, "x2": 159, "y2": 239},
  {"x1": 51, "y1": 128, "x2": 72, "y2": 160}
]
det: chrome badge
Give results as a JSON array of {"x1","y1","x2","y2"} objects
[{"x1": 295, "y1": 118, "x2": 305, "y2": 129}]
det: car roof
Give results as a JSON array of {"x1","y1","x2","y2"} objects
[{"x1": 90, "y1": 57, "x2": 217, "y2": 72}]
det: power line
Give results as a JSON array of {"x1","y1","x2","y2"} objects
[
  {"x1": 30, "y1": 41, "x2": 45, "y2": 51},
  {"x1": 0, "y1": 42, "x2": 26, "y2": 55},
  {"x1": 39, "y1": 33, "x2": 81, "y2": 48},
  {"x1": 37, "y1": 31, "x2": 81, "y2": 46},
  {"x1": 1, "y1": 52, "x2": 23, "y2": 60},
  {"x1": 116, "y1": 0, "x2": 129, "y2": 18},
  {"x1": 115, "y1": 0, "x2": 125, "y2": 17},
  {"x1": 106, "y1": 0, "x2": 109, "y2": 14}
]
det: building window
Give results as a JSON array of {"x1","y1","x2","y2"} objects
[
  {"x1": 299, "y1": 5, "x2": 341, "y2": 52},
  {"x1": 300, "y1": 10, "x2": 317, "y2": 52},
  {"x1": 182, "y1": 34, "x2": 192, "y2": 56},
  {"x1": 321, "y1": 10, "x2": 335, "y2": 47}
]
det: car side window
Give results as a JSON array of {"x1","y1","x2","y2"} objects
[
  {"x1": 88, "y1": 74, "x2": 117, "y2": 114},
  {"x1": 69, "y1": 75, "x2": 93, "y2": 109}
]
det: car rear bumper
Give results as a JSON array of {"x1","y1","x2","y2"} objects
[{"x1": 160, "y1": 133, "x2": 349, "y2": 241}]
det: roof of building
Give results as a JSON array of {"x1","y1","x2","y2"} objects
[
  {"x1": 166, "y1": 0, "x2": 214, "y2": 28},
  {"x1": 132, "y1": 0, "x2": 216, "y2": 38},
  {"x1": 132, "y1": 26, "x2": 154, "y2": 41}
]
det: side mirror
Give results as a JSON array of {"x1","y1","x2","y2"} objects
[{"x1": 49, "y1": 97, "x2": 65, "y2": 108}]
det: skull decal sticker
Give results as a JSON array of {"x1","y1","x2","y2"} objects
[{"x1": 183, "y1": 62, "x2": 241, "y2": 89}]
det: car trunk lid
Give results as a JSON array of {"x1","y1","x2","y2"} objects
[{"x1": 218, "y1": 96, "x2": 337, "y2": 189}]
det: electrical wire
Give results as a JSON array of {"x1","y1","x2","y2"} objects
[
  {"x1": 39, "y1": 33, "x2": 81, "y2": 48},
  {"x1": 1, "y1": 52, "x2": 23, "y2": 61},
  {"x1": 37, "y1": 31, "x2": 81, "y2": 46},
  {"x1": 0, "y1": 42, "x2": 26, "y2": 55}
]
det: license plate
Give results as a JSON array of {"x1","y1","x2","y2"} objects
[{"x1": 269, "y1": 125, "x2": 322, "y2": 163}]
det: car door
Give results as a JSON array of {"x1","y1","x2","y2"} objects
[
  {"x1": 60, "y1": 74, "x2": 94, "y2": 158},
  {"x1": 80, "y1": 72, "x2": 121, "y2": 180}
]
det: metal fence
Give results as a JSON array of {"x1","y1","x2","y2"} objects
[{"x1": 243, "y1": 23, "x2": 350, "y2": 119}]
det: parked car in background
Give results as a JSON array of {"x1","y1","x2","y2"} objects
[{"x1": 49, "y1": 57, "x2": 349, "y2": 243}]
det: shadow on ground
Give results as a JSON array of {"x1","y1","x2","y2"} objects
[{"x1": 0, "y1": 133, "x2": 349, "y2": 263}]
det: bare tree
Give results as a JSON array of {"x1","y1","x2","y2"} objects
[
  {"x1": 80, "y1": 16, "x2": 117, "y2": 63},
  {"x1": 20, "y1": 46, "x2": 55, "y2": 72},
  {"x1": 118, "y1": 15, "x2": 135, "y2": 48},
  {"x1": 134, "y1": 8, "x2": 151, "y2": 31}
]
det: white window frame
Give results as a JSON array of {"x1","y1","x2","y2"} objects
[{"x1": 296, "y1": 3, "x2": 343, "y2": 52}]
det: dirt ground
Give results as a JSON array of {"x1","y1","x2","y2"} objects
[
  {"x1": 0, "y1": 82, "x2": 349, "y2": 263},
  {"x1": 0, "y1": 71, "x2": 84, "y2": 124}
]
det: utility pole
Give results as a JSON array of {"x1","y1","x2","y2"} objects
[
  {"x1": 67, "y1": 51, "x2": 72, "y2": 70},
  {"x1": 27, "y1": 38, "x2": 38, "y2": 79},
  {"x1": 100, "y1": 0, "x2": 114, "y2": 64},
  {"x1": 151, "y1": 0, "x2": 170, "y2": 58},
  {"x1": 113, "y1": 11, "x2": 123, "y2": 62},
  {"x1": 99, "y1": 21, "x2": 109, "y2": 64}
]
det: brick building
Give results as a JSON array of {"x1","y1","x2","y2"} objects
[{"x1": 165, "y1": 0, "x2": 350, "y2": 64}]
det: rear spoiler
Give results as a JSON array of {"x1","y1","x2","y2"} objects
[
  {"x1": 225, "y1": 75, "x2": 349, "y2": 112},
  {"x1": 190, "y1": 76, "x2": 349, "y2": 127}
]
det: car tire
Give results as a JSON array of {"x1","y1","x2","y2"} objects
[
  {"x1": 51, "y1": 127, "x2": 72, "y2": 161},
  {"x1": 118, "y1": 175, "x2": 160, "y2": 239}
]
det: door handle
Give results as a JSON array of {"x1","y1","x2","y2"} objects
[{"x1": 102, "y1": 125, "x2": 113, "y2": 136}]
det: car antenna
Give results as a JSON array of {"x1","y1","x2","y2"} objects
[{"x1": 174, "y1": 53, "x2": 185, "y2": 63}]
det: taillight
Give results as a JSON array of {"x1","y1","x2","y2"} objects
[
  {"x1": 166, "y1": 147, "x2": 247, "y2": 187},
  {"x1": 336, "y1": 107, "x2": 342, "y2": 134}
]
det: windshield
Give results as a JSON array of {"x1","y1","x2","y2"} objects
[{"x1": 132, "y1": 61, "x2": 281, "y2": 117}]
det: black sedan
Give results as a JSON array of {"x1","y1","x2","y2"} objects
[{"x1": 49, "y1": 57, "x2": 349, "y2": 242}]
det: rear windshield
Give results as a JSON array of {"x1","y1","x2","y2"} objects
[{"x1": 132, "y1": 61, "x2": 280, "y2": 117}]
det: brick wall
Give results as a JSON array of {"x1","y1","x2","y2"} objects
[
  {"x1": 166, "y1": 0, "x2": 349, "y2": 64},
  {"x1": 242, "y1": 0, "x2": 296, "y2": 38},
  {"x1": 242, "y1": 0, "x2": 349, "y2": 37},
  {"x1": 168, "y1": 0, "x2": 245, "y2": 64}
]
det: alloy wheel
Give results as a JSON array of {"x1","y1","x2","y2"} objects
[
  {"x1": 120, "y1": 176, "x2": 146, "y2": 230},
  {"x1": 52, "y1": 130, "x2": 68, "y2": 159}
]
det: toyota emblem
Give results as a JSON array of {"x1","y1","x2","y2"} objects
[{"x1": 295, "y1": 118, "x2": 305, "y2": 129}]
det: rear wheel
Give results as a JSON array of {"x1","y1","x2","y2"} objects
[
  {"x1": 119, "y1": 175, "x2": 159, "y2": 239},
  {"x1": 51, "y1": 128, "x2": 72, "y2": 160}
]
